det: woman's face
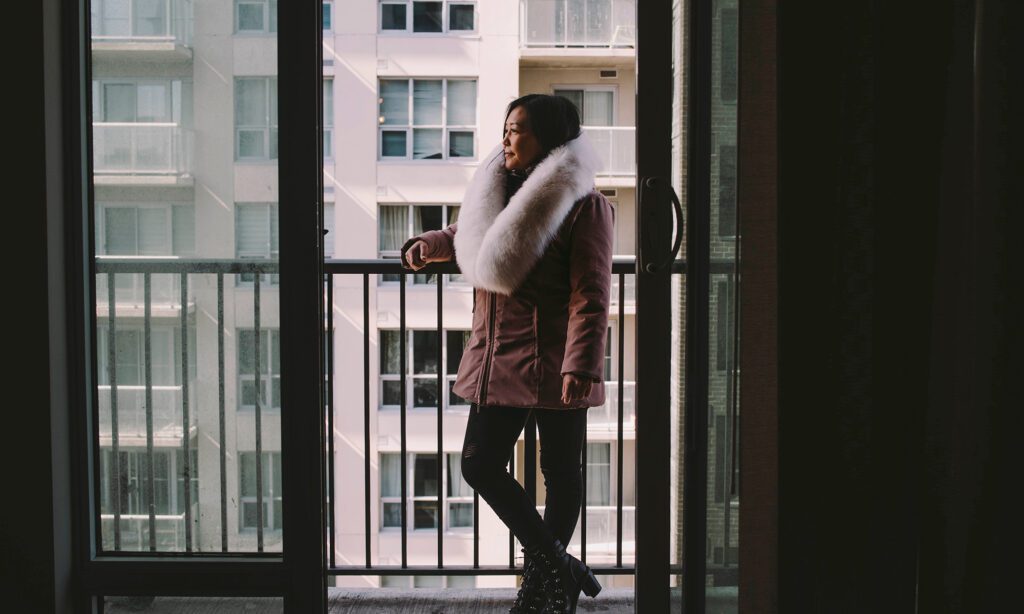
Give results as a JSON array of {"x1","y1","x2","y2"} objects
[{"x1": 502, "y1": 106, "x2": 543, "y2": 171}]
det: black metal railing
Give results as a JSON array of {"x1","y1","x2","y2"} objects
[
  {"x1": 92, "y1": 256, "x2": 714, "y2": 582},
  {"x1": 94, "y1": 258, "x2": 279, "y2": 555}
]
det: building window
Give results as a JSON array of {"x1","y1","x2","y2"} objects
[
  {"x1": 380, "y1": 329, "x2": 470, "y2": 409},
  {"x1": 719, "y1": 8, "x2": 738, "y2": 103},
  {"x1": 96, "y1": 204, "x2": 194, "y2": 303},
  {"x1": 378, "y1": 79, "x2": 477, "y2": 160},
  {"x1": 98, "y1": 204, "x2": 195, "y2": 257},
  {"x1": 379, "y1": 1, "x2": 477, "y2": 34},
  {"x1": 323, "y1": 79, "x2": 334, "y2": 159},
  {"x1": 235, "y1": 0, "x2": 278, "y2": 34},
  {"x1": 717, "y1": 144, "x2": 737, "y2": 238},
  {"x1": 322, "y1": 1, "x2": 333, "y2": 31},
  {"x1": 380, "y1": 452, "x2": 473, "y2": 531},
  {"x1": 585, "y1": 443, "x2": 611, "y2": 506},
  {"x1": 235, "y1": 203, "x2": 279, "y2": 285},
  {"x1": 237, "y1": 329, "x2": 281, "y2": 412},
  {"x1": 92, "y1": 0, "x2": 177, "y2": 38},
  {"x1": 235, "y1": 77, "x2": 278, "y2": 160},
  {"x1": 97, "y1": 327, "x2": 181, "y2": 387},
  {"x1": 100, "y1": 448, "x2": 198, "y2": 516},
  {"x1": 553, "y1": 87, "x2": 615, "y2": 126},
  {"x1": 239, "y1": 452, "x2": 283, "y2": 531},
  {"x1": 378, "y1": 204, "x2": 462, "y2": 284}
]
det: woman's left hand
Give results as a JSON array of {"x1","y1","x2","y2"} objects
[{"x1": 561, "y1": 373, "x2": 593, "y2": 404}]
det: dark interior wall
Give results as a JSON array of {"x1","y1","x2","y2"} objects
[
  {"x1": 777, "y1": 1, "x2": 1022, "y2": 612},
  {"x1": 5, "y1": 0, "x2": 73, "y2": 612}
]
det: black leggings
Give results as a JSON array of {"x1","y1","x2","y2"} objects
[{"x1": 460, "y1": 403, "x2": 588, "y2": 550}]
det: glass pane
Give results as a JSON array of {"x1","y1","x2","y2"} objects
[
  {"x1": 238, "y1": 4, "x2": 265, "y2": 31},
  {"x1": 412, "y1": 129, "x2": 443, "y2": 159},
  {"x1": 412, "y1": 2, "x2": 443, "y2": 32},
  {"x1": 322, "y1": 2, "x2": 332, "y2": 30},
  {"x1": 382, "y1": 502, "x2": 402, "y2": 527},
  {"x1": 380, "y1": 330, "x2": 401, "y2": 374},
  {"x1": 91, "y1": 0, "x2": 281, "y2": 554},
  {"x1": 583, "y1": 90, "x2": 614, "y2": 126},
  {"x1": 706, "y1": 0, "x2": 740, "y2": 607},
  {"x1": 449, "y1": 4, "x2": 474, "y2": 31},
  {"x1": 412, "y1": 330, "x2": 439, "y2": 374},
  {"x1": 378, "y1": 205, "x2": 408, "y2": 252},
  {"x1": 381, "y1": 3, "x2": 407, "y2": 30},
  {"x1": 449, "y1": 131, "x2": 475, "y2": 157},
  {"x1": 235, "y1": 79, "x2": 267, "y2": 126},
  {"x1": 414, "y1": 501, "x2": 439, "y2": 529},
  {"x1": 412, "y1": 80, "x2": 443, "y2": 125},
  {"x1": 446, "y1": 80, "x2": 476, "y2": 125},
  {"x1": 413, "y1": 378, "x2": 438, "y2": 407},
  {"x1": 381, "y1": 131, "x2": 407, "y2": 157},
  {"x1": 381, "y1": 454, "x2": 401, "y2": 497},
  {"x1": 447, "y1": 453, "x2": 472, "y2": 496},
  {"x1": 412, "y1": 205, "x2": 443, "y2": 235},
  {"x1": 448, "y1": 503, "x2": 474, "y2": 528},
  {"x1": 446, "y1": 330, "x2": 468, "y2": 375},
  {"x1": 104, "y1": 83, "x2": 136, "y2": 122},
  {"x1": 414, "y1": 454, "x2": 438, "y2": 496},
  {"x1": 379, "y1": 80, "x2": 409, "y2": 125},
  {"x1": 382, "y1": 380, "x2": 402, "y2": 405}
]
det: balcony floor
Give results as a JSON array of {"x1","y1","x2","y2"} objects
[{"x1": 105, "y1": 587, "x2": 743, "y2": 613}]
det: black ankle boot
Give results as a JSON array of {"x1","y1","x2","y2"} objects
[
  {"x1": 528, "y1": 539, "x2": 601, "y2": 614},
  {"x1": 510, "y1": 548, "x2": 547, "y2": 613}
]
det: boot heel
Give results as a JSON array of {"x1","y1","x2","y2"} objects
[{"x1": 581, "y1": 570, "x2": 602, "y2": 598}]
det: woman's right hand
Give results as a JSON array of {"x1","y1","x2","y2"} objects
[{"x1": 403, "y1": 240, "x2": 432, "y2": 270}]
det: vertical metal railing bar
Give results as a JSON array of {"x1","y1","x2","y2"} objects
[
  {"x1": 218, "y1": 273, "x2": 228, "y2": 552},
  {"x1": 473, "y1": 490, "x2": 480, "y2": 568},
  {"x1": 616, "y1": 272, "x2": 625, "y2": 567},
  {"x1": 327, "y1": 274, "x2": 336, "y2": 568},
  {"x1": 363, "y1": 273, "x2": 372, "y2": 567},
  {"x1": 144, "y1": 272, "x2": 157, "y2": 552},
  {"x1": 729, "y1": 103, "x2": 744, "y2": 568},
  {"x1": 508, "y1": 455, "x2": 515, "y2": 568},
  {"x1": 524, "y1": 414, "x2": 537, "y2": 566},
  {"x1": 524, "y1": 416, "x2": 537, "y2": 508},
  {"x1": 180, "y1": 272, "x2": 193, "y2": 552},
  {"x1": 581, "y1": 422, "x2": 588, "y2": 566},
  {"x1": 436, "y1": 276, "x2": 444, "y2": 568},
  {"x1": 399, "y1": 273, "x2": 408, "y2": 568},
  {"x1": 107, "y1": 273, "x2": 122, "y2": 551},
  {"x1": 253, "y1": 273, "x2": 265, "y2": 552}
]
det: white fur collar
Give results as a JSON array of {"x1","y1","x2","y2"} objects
[{"x1": 453, "y1": 132, "x2": 603, "y2": 295}]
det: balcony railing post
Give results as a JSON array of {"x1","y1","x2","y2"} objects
[
  {"x1": 107, "y1": 272, "x2": 122, "y2": 551},
  {"x1": 143, "y1": 272, "x2": 157, "y2": 551},
  {"x1": 217, "y1": 273, "x2": 228, "y2": 552},
  {"x1": 180, "y1": 271, "x2": 192, "y2": 551},
  {"x1": 253, "y1": 272, "x2": 264, "y2": 552}
]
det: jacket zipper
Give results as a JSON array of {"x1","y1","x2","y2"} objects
[{"x1": 477, "y1": 290, "x2": 498, "y2": 408}]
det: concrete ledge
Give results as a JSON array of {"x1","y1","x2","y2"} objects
[{"x1": 328, "y1": 588, "x2": 635, "y2": 613}]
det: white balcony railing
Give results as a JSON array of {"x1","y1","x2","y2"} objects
[
  {"x1": 582, "y1": 126, "x2": 635, "y2": 177},
  {"x1": 92, "y1": 123, "x2": 194, "y2": 176},
  {"x1": 91, "y1": 0, "x2": 194, "y2": 46},
  {"x1": 521, "y1": 0, "x2": 636, "y2": 48},
  {"x1": 100, "y1": 513, "x2": 188, "y2": 551},
  {"x1": 589, "y1": 380, "x2": 636, "y2": 431},
  {"x1": 98, "y1": 385, "x2": 197, "y2": 440}
]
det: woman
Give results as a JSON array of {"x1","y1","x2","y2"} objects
[{"x1": 401, "y1": 94, "x2": 613, "y2": 614}]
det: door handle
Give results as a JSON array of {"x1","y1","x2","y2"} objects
[{"x1": 639, "y1": 176, "x2": 684, "y2": 273}]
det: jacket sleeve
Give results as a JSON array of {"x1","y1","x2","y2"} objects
[
  {"x1": 560, "y1": 195, "x2": 614, "y2": 382},
  {"x1": 400, "y1": 222, "x2": 458, "y2": 266}
]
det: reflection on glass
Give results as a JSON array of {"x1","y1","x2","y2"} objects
[{"x1": 92, "y1": 0, "x2": 281, "y2": 554}]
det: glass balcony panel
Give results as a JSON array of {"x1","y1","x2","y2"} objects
[{"x1": 522, "y1": 0, "x2": 635, "y2": 48}]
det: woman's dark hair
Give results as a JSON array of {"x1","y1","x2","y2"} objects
[{"x1": 502, "y1": 94, "x2": 582, "y2": 158}]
